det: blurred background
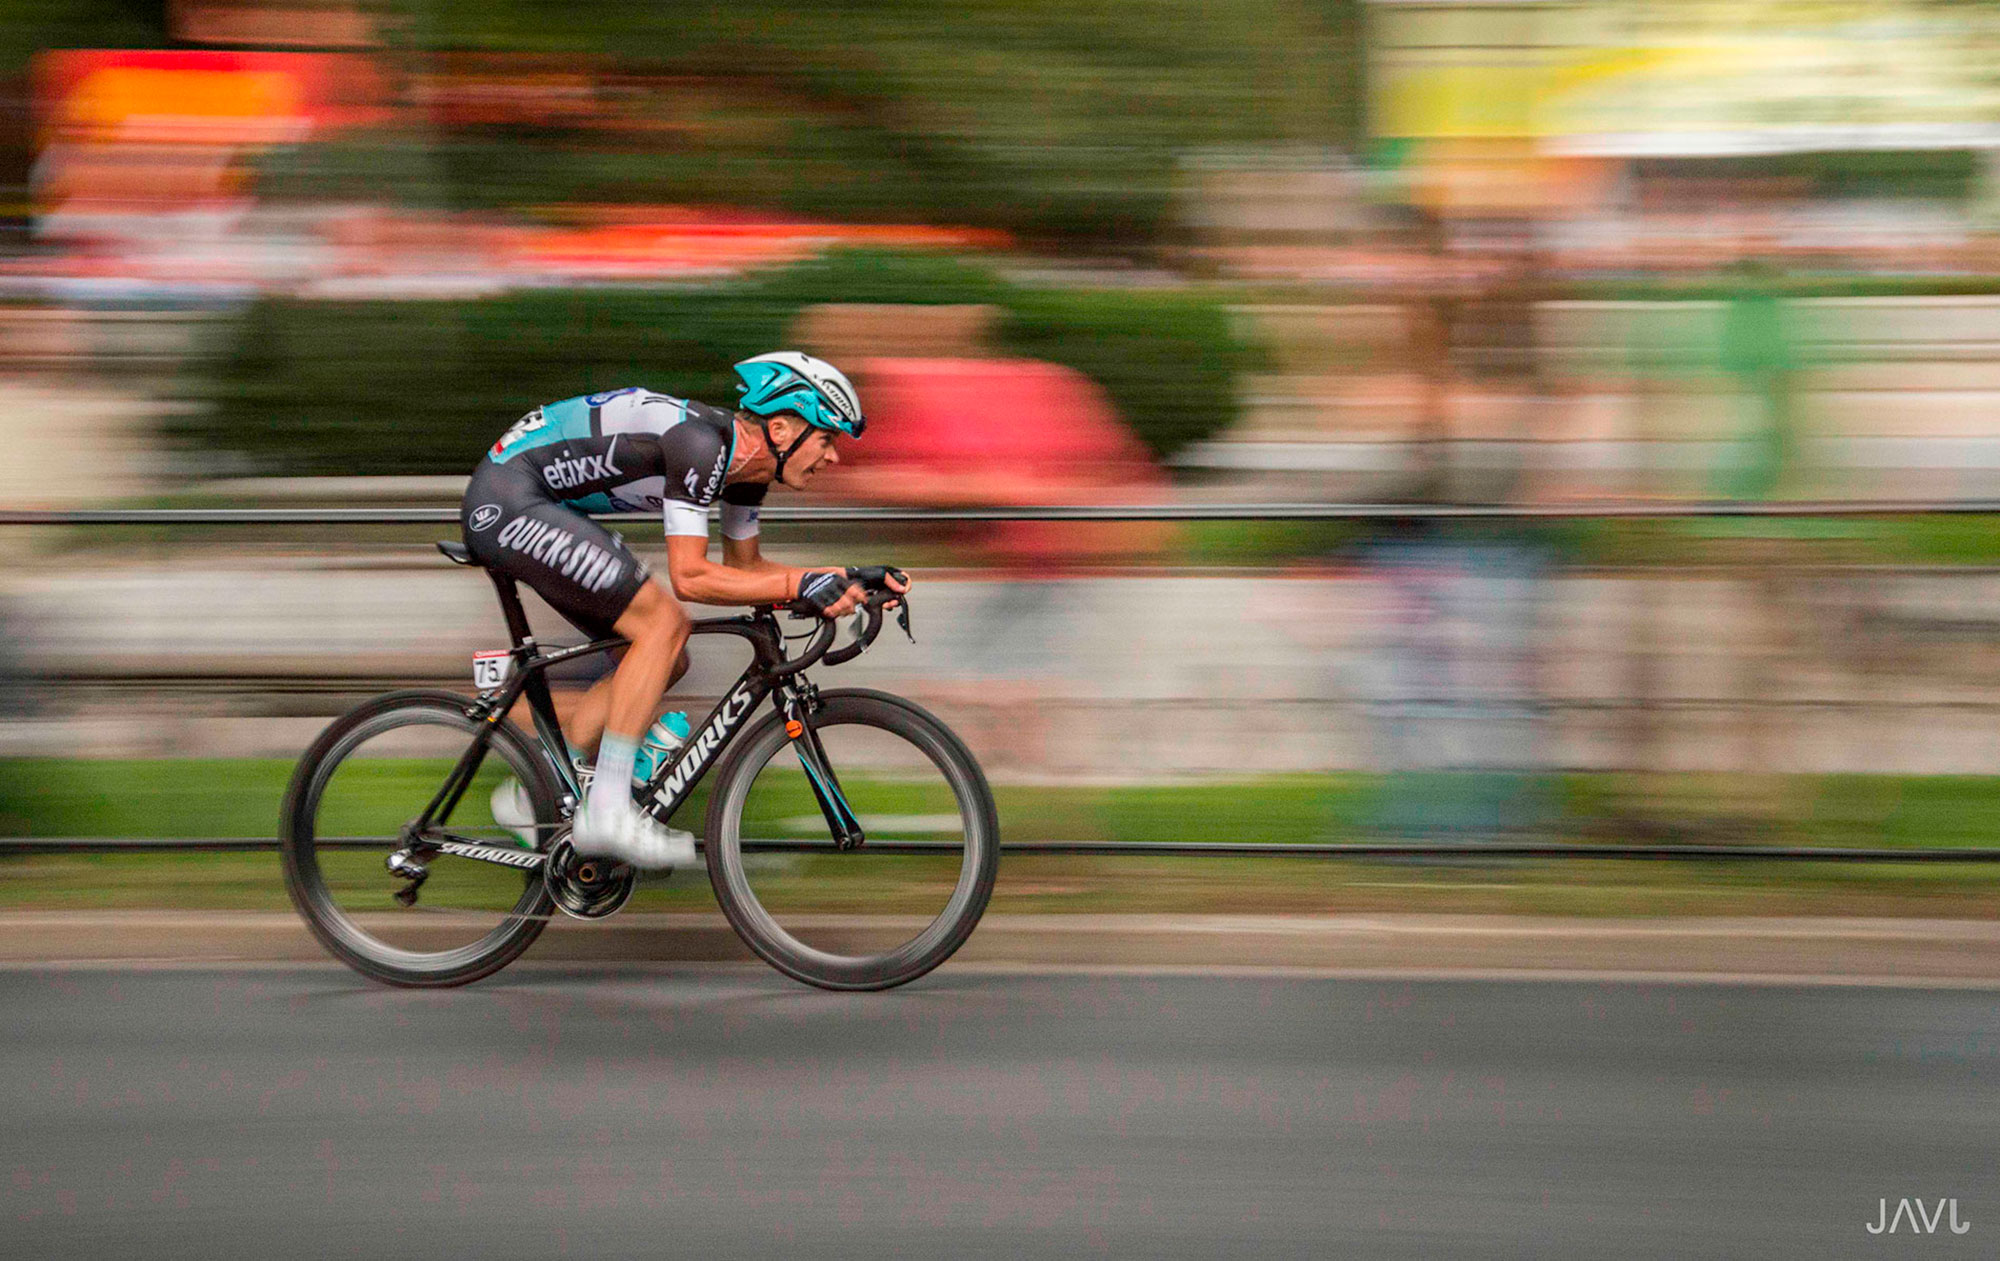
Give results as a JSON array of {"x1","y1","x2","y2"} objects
[{"x1": 8, "y1": 0, "x2": 2000, "y2": 913}]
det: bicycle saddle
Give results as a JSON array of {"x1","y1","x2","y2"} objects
[{"x1": 436, "y1": 540, "x2": 480, "y2": 566}]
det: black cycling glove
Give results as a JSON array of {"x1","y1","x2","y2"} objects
[
  {"x1": 843, "y1": 565, "x2": 907, "y2": 593},
  {"x1": 794, "y1": 566, "x2": 906, "y2": 617},
  {"x1": 795, "y1": 569, "x2": 855, "y2": 615}
]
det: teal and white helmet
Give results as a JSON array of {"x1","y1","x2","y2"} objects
[{"x1": 733, "y1": 351, "x2": 866, "y2": 438}]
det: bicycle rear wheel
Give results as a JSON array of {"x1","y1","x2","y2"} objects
[
  {"x1": 280, "y1": 690, "x2": 559, "y2": 987},
  {"x1": 703, "y1": 689, "x2": 999, "y2": 990}
]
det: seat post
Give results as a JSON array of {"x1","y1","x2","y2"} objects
[{"x1": 485, "y1": 569, "x2": 536, "y2": 648}]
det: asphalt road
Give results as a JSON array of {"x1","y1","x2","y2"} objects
[{"x1": 5, "y1": 965, "x2": 1998, "y2": 1259}]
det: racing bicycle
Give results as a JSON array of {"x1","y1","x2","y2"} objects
[{"x1": 278, "y1": 540, "x2": 999, "y2": 991}]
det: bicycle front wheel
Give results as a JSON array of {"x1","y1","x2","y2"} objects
[
  {"x1": 704, "y1": 689, "x2": 999, "y2": 990},
  {"x1": 280, "y1": 690, "x2": 559, "y2": 987}
]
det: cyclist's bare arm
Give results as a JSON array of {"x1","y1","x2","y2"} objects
[
  {"x1": 720, "y1": 531, "x2": 790, "y2": 580},
  {"x1": 663, "y1": 533, "x2": 795, "y2": 604},
  {"x1": 664, "y1": 534, "x2": 870, "y2": 617}
]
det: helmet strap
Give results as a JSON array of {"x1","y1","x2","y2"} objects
[{"x1": 762, "y1": 418, "x2": 813, "y2": 484}]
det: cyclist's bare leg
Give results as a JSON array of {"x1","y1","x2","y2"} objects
[
  {"x1": 505, "y1": 685, "x2": 586, "y2": 740},
  {"x1": 596, "y1": 581, "x2": 691, "y2": 740},
  {"x1": 560, "y1": 644, "x2": 690, "y2": 757},
  {"x1": 571, "y1": 581, "x2": 699, "y2": 863},
  {"x1": 503, "y1": 638, "x2": 687, "y2": 754},
  {"x1": 554, "y1": 677, "x2": 611, "y2": 756}
]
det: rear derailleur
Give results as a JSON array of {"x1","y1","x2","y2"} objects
[{"x1": 385, "y1": 825, "x2": 436, "y2": 906}]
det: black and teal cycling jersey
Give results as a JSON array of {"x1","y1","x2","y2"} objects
[{"x1": 486, "y1": 387, "x2": 767, "y2": 539}]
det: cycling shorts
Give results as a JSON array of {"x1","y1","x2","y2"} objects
[{"x1": 461, "y1": 460, "x2": 650, "y2": 638}]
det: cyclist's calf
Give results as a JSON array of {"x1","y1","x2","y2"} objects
[{"x1": 603, "y1": 582, "x2": 692, "y2": 743}]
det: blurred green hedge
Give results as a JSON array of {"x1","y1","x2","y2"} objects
[
  {"x1": 397, "y1": 0, "x2": 1363, "y2": 246},
  {"x1": 175, "y1": 249, "x2": 1258, "y2": 476}
]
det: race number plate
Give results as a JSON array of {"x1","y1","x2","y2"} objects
[{"x1": 472, "y1": 650, "x2": 512, "y2": 690}]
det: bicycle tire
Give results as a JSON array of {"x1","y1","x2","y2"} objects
[
  {"x1": 704, "y1": 688, "x2": 999, "y2": 991},
  {"x1": 280, "y1": 689, "x2": 559, "y2": 987}
]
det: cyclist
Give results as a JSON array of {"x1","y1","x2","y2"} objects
[{"x1": 460, "y1": 351, "x2": 908, "y2": 870}]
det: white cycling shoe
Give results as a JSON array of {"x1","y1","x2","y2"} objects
[
  {"x1": 570, "y1": 800, "x2": 697, "y2": 871},
  {"x1": 489, "y1": 779, "x2": 539, "y2": 848},
  {"x1": 490, "y1": 756, "x2": 599, "y2": 848}
]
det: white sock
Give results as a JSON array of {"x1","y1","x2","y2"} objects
[{"x1": 588, "y1": 734, "x2": 638, "y2": 818}]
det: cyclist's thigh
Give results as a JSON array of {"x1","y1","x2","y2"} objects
[{"x1": 462, "y1": 466, "x2": 648, "y2": 638}]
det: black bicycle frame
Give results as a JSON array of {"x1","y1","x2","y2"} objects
[{"x1": 411, "y1": 564, "x2": 864, "y2": 853}]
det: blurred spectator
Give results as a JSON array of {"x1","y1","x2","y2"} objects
[
  {"x1": 1714, "y1": 258, "x2": 1801, "y2": 503},
  {"x1": 1355, "y1": 527, "x2": 1550, "y2": 840},
  {"x1": 835, "y1": 357, "x2": 1169, "y2": 568}
]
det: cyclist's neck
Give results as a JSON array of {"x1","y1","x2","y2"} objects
[{"x1": 728, "y1": 415, "x2": 776, "y2": 484}]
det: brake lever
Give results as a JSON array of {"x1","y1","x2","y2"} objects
[{"x1": 896, "y1": 598, "x2": 914, "y2": 642}]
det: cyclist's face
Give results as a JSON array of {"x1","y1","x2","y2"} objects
[{"x1": 780, "y1": 427, "x2": 839, "y2": 489}]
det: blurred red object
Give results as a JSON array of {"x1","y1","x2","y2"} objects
[
  {"x1": 35, "y1": 50, "x2": 393, "y2": 146},
  {"x1": 32, "y1": 49, "x2": 394, "y2": 232},
  {"x1": 824, "y1": 357, "x2": 1172, "y2": 568}
]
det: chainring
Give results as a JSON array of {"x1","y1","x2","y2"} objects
[{"x1": 542, "y1": 834, "x2": 638, "y2": 920}]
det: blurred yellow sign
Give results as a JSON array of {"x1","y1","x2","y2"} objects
[
  {"x1": 1372, "y1": 0, "x2": 2000, "y2": 155},
  {"x1": 1370, "y1": 0, "x2": 1581, "y2": 141}
]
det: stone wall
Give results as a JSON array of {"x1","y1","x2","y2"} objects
[{"x1": 9, "y1": 555, "x2": 2000, "y2": 776}]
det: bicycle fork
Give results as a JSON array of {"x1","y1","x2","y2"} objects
[{"x1": 781, "y1": 685, "x2": 865, "y2": 850}]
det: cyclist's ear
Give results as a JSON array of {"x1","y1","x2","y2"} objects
[{"x1": 766, "y1": 412, "x2": 805, "y2": 444}]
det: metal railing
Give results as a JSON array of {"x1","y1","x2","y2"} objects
[
  {"x1": 5, "y1": 497, "x2": 2000, "y2": 862},
  {"x1": 5, "y1": 498, "x2": 2000, "y2": 526}
]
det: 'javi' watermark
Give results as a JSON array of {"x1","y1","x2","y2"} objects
[{"x1": 1867, "y1": 1198, "x2": 1970, "y2": 1235}]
